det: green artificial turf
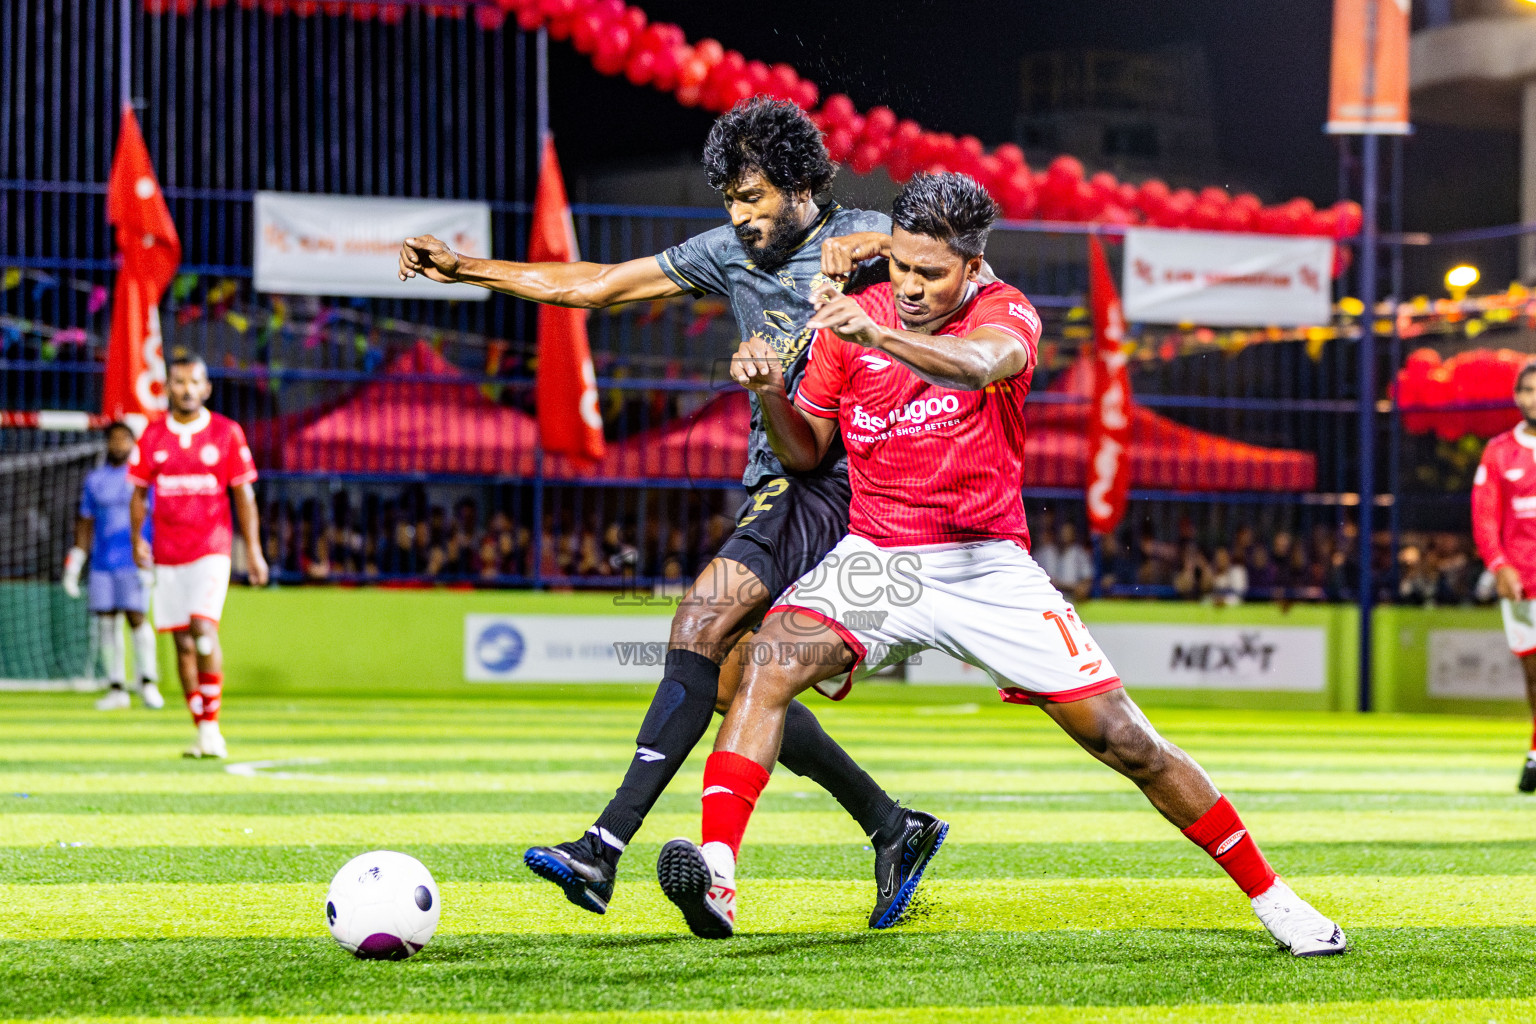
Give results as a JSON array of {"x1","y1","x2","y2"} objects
[{"x1": 1, "y1": 690, "x2": 1534, "y2": 1023}]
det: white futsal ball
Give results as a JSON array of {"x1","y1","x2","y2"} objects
[{"x1": 325, "y1": 850, "x2": 440, "y2": 960}]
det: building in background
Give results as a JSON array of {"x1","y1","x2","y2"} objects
[
  {"x1": 1013, "y1": 46, "x2": 1222, "y2": 184},
  {"x1": 1413, "y1": 0, "x2": 1536, "y2": 280}
]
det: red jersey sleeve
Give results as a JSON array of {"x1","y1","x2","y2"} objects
[
  {"x1": 124, "y1": 429, "x2": 158, "y2": 489},
  {"x1": 1472, "y1": 445, "x2": 1508, "y2": 573},
  {"x1": 225, "y1": 420, "x2": 258, "y2": 487},
  {"x1": 970, "y1": 289, "x2": 1041, "y2": 372},
  {"x1": 793, "y1": 332, "x2": 848, "y2": 419}
]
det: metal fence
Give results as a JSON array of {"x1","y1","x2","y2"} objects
[{"x1": 4, "y1": 0, "x2": 1531, "y2": 624}]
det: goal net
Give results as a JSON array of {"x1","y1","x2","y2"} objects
[{"x1": 0, "y1": 431, "x2": 105, "y2": 690}]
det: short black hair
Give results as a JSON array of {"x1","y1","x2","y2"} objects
[
  {"x1": 702, "y1": 97, "x2": 835, "y2": 197},
  {"x1": 891, "y1": 172, "x2": 1000, "y2": 260},
  {"x1": 1519, "y1": 362, "x2": 1536, "y2": 390},
  {"x1": 168, "y1": 349, "x2": 206, "y2": 373}
]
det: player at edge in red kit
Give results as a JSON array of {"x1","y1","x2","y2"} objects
[
  {"x1": 1471, "y1": 361, "x2": 1536, "y2": 792},
  {"x1": 128, "y1": 353, "x2": 268, "y2": 759},
  {"x1": 653, "y1": 172, "x2": 1346, "y2": 957}
]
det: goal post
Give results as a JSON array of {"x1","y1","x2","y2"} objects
[{"x1": 0, "y1": 433, "x2": 106, "y2": 691}]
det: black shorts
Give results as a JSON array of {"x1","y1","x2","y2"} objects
[{"x1": 715, "y1": 472, "x2": 852, "y2": 604}]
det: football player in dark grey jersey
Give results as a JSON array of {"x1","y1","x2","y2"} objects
[{"x1": 399, "y1": 98, "x2": 946, "y2": 929}]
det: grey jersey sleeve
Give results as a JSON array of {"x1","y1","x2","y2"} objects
[{"x1": 656, "y1": 224, "x2": 734, "y2": 297}]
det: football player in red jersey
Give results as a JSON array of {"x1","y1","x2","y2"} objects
[
  {"x1": 1471, "y1": 362, "x2": 1536, "y2": 791},
  {"x1": 128, "y1": 354, "x2": 268, "y2": 758},
  {"x1": 655, "y1": 173, "x2": 1345, "y2": 958},
  {"x1": 404, "y1": 99, "x2": 943, "y2": 928}
]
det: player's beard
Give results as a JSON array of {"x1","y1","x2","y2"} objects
[
  {"x1": 106, "y1": 451, "x2": 128, "y2": 466},
  {"x1": 735, "y1": 203, "x2": 806, "y2": 269}
]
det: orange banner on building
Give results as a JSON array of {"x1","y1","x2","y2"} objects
[{"x1": 1326, "y1": 0, "x2": 1411, "y2": 135}]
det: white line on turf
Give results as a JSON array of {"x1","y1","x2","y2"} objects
[{"x1": 223, "y1": 759, "x2": 399, "y2": 786}]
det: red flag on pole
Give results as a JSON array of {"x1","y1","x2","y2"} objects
[
  {"x1": 529, "y1": 136, "x2": 605, "y2": 463},
  {"x1": 104, "y1": 105, "x2": 179, "y2": 430},
  {"x1": 1085, "y1": 234, "x2": 1131, "y2": 537}
]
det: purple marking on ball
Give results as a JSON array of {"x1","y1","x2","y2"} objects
[{"x1": 354, "y1": 932, "x2": 412, "y2": 960}]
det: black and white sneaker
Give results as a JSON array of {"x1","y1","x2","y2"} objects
[
  {"x1": 1519, "y1": 755, "x2": 1536, "y2": 794},
  {"x1": 869, "y1": 808, "x2": 949, "y2": 929},
  {"x1": 523, "y1": 832, "x2": 616, "y2": 914},
  {"x1": 657, "y1": 838, "x2": 735, "y2": 939}
]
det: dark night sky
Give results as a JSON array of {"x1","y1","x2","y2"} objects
[{"x1": 547, "y1": 0, "x2": 1519, "y2": 232}]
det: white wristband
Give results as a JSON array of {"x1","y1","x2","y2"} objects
[{"x1": 64, "y1": 547, "x2": 86, "y2": 575}]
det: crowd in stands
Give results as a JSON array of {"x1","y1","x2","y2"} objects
[
  {"x1": 258, "y1": 491, "x2": 728, "y2": 586},
  {"x1": 1031, "y1": 514, "x2": 1489, "y2": 606},
  {"x1": 255, "y1": 489, "x2": 1494, "y2": 605}
]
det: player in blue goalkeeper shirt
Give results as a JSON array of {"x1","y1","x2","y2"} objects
[{"x1": 63, "y1": 422, "x2": 164, "y2": 710}]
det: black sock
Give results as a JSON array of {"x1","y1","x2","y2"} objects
[
  {"x1": 778, "y1": 699, "x2": 899, "y2": 837},
  {"x1": 108, "y1": 682, "x2": 126, "y2": 692},
  {"x1": 592, "y1": 649, "x2": 720, "y2": 856}
]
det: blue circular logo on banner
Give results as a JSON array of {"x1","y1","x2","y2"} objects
[{"x1": 475, "y1": 622, "x2": 525, "y2": 673}]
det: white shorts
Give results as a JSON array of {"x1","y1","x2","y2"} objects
[
  {"x1": 154, "y1": 554, "x2": 232, "y2": 633},
  {"x1": 771, "y1": 535, "x2": 1122, "y2": 704},
  {"x1": 1501, "y1": 599, "x2": 1536, "y2": 657}
]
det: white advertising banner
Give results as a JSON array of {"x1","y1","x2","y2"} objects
[
  {"x1": 464, "y1": 614, "x2": 673, "y2": 682},
  {"x1": 254, "y1": 192, "x2": 491, "y2": 300},
  {"x1": 907, "y1": 624, "x2": 1328, "y2": 692},
  {"x1": 1121, "y1": 227, "x2": 1334, "y2": 327},
  {"x1": 1427, "y1": 630, "x2": 1527, "y2": 700}
]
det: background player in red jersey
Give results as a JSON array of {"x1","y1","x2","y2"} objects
[
  {"x1": 1471, "y1": 362, "x2": 1536, "y2": 792},
  {"x1": 655, "y1": 173, "x2": 1345, "y2": 958},
  {"x1": 128, "y1": 354, "x2": 268, "y2": 758}
]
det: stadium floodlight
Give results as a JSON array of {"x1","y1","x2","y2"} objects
[{"x1": 1446, "y1": 264, "x2": 1480, "y2": 301}]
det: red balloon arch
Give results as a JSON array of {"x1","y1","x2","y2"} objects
[
  {"x1": 1393, "y1": 348, "x2": 1530, "y2": 441},
  {"x1": 142, "y1": 0, "x2": 1365, "y2": 248}
]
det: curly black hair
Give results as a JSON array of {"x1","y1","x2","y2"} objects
[
  {"x1": 891, "y1": 172, "x2": 1000, "y2": 260},
  {"x1": 702, "y1": 97, "x2": 835, "y2": 197}
]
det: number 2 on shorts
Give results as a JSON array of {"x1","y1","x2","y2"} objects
[{"x1": 737, "y1": 478, "x2": 789, "y2": 526}]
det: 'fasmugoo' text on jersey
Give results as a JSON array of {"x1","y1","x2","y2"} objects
[
  {"x1": 793, "y1": 281, "x2": 1042, "y2": 548},
  {"x1": 127, "y1": 409, "x2": 257, "y2": 566}
]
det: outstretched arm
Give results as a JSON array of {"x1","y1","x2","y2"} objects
[
  {"x1": 730, "y1": 339, "x2": 836, "y2": 473},
  {"x1": 397, "y1": 234, "x2": 686, "y2": 309},
  {"x1": 806, "y1": 284, "x2": 1028, "y2": 391}
]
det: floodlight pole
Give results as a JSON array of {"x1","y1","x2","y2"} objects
[
  {"x1": 536, "y1": 27, "x2": 549, "y2": 144},
  {"x1": 530, "y1": 26, "x2": 550, "y2": 588},
  {"x1": 1356, "y1": 131, "x2": 1379, "y2": 714},
  {"x1": 119, "y1": 0, "x2": 131, "y2": 111},
  {"x1": 1354, "y1": 0, "x2": 1382, "y2": 714}
]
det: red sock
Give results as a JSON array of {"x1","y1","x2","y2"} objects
[
  {"x1": 196, "y1": 672, "x2": 223, "y2": 723},
  {"x1": 1182, "y1": 795, "x2": 1277, "y2": 899},
  {"x1": 701, "y1": 751, "x2": 771, "y2": 858},
  {"x1": 184, "y1": 688, "x2": 202, "y2": 725}
]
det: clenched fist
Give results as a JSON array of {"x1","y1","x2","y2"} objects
[
  {"x1": 731, "y1": 338, "x2": 786, "y2": 395},
  {"x1": 398, "y1": 234, "x2": 462, "y2": 284}
]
